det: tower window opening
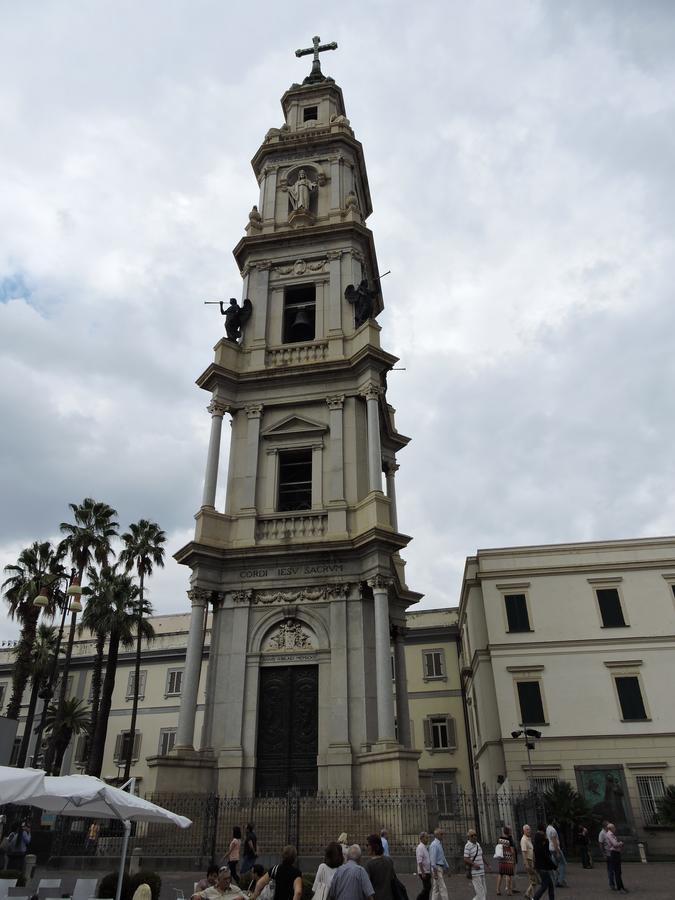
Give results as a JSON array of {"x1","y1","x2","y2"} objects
[
  {"x1": 283, "y1": 284, "x2": 316, "y2": 343},
  {"x1": 278, "y1": 448, "x2": 312, "y2": 511},
  {"x1": 303, "y1": 106, "x2": 318, "y2": 122}
]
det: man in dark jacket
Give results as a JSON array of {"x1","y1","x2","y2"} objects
[{"x1": 532, "y1": 824, "x2": 556, "y2": 900}]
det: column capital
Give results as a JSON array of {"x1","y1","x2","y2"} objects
[
  {"x1": 326, "y1": 249, "x2": 345, "y2": 261},
  {"x1": 391, "y1": 623, "x2": 408, "y2": 641},
  {"x1": 207, "y1": 400, "x2": 229, "y2": 418},
  {"x1": 326, "y1": 394, "x2": 345, "y2": 411},
  {"x1": 361, "y1": 384, "x2": 381, "y2": 402},
  {"x1": 384, "y1": 460, "x2": 400, "y2": 475},
  {"x1": 188, "y1": 587, "x2": 211, "y2": 607},
  {"x1": 368, "y1": 575, "x2": 393, "y2": 593},
  {"x1": 245, "y1": 403, "x2": 264, "y2": 419},
  {"x1": 254, "y1": 260, "x2": 273, "y2": 271}
]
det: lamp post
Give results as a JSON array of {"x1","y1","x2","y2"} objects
[
  {"x1": 511, "y1": 726, "x2": 542, "y2": 790},
  {"x1": 32, "y1": 569, "x2": 78, "y2": 769}
]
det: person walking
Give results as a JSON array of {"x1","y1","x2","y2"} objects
[
  {"x1": 328, "y1": 845, "x2": 375, "y2": 900},
  {"x1": 520, "y1": 825, "x2": 538, "y2": 900},
  {"x1": 227, "y1": 826, "x2": 242, "y2": 883},
  {"x1": 429, "y1": 828, "x2": 449, "y2": 900},
  {"x1": 464, "y1": 829, "x2": 489, "y2": 900},
  {"x1": 416, "y1": 832, "x2": 431, "y2": 900},
  {"x1": 4, "y1": 821, "x2": 31, "y2": 874},
  {"x1": 495, "y1": 827, "x2": 515, "y2": 896},
  {"x1": 380, "y1": 830, "x2": 390, "y2": 857},
  {"x1": 606, "y1": 824, "x2": 628, "y2": 893},
  {"x1": 313, "y1": 842, "x2": 344, "y2": 900},
  {"x1": 532, "y1": 823, "x2": 556, "y2": 900},
  {"x1": 577, "y1": 826, "x2": 591, "y2": 870},
  {"x1": 240, "y1": 823, "x2": 257, "y2": 875},
  {"x1": 365, "y1": 834, "x2": 395, "y2": 900},
  {"x1": 545, "y1": 821, "x2": 567, "y2": 888},
  {"x1": 598, "y1": 821, "x2": 615, "y2": 890},
  {"x1": 252, "y1": 845, "x2": 302, "y2": 900},
  {"x1": 338, "y1": 833, "x2": 349, "y2": 862}
]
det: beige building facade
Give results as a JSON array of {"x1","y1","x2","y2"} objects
[
  {"x1": 458, "y1": 536, "x2": 675, "y2": 851},
  {"x1": 0, "y1": 608, "x2": 466, "y2": 798}
]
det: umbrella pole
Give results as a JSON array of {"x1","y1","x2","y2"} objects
[{"x1": 115, "y1": 819, "x2": 132, "y2": 900}]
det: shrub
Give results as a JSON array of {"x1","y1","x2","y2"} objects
[
  {"x1": 0, "y1": 872, "x2": 26, "y2": 888},
  {"x1": 656, "y1": 785, "x2": 675, "y2": 827},
  {"x1": 129, "y1": 871, "x2": 161, "y2": 900},
  {"x1": 98, "y1": 871, "x2": 131, "y2": 900}
]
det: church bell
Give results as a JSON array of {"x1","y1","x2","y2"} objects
[{"x1": 289, "y1": 307, "x2": 314, "y2": 342}]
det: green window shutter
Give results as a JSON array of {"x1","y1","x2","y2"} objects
[
  {"x1": 446, "y1": 717, "x2": 457, "y2": 749},
  {"x1": 423, "y1": 718, "x2": 432, "y2": 749},
  {"x1": 114, "y1": 733, "x2": 123, "y2": 761}
]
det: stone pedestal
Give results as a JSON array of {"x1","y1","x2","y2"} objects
[
  {"x1": 147, "y1": 749, "x2": 216, "y2": 794},
  {"x1": 356, "y1": 742, "x2": 421, "y2": 791}
]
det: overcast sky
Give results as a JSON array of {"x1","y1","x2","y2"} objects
[{"x1": 2, "y1": 1, "x2": 675, "y2": 642}]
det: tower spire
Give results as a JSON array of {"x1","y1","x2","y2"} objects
[{"x1": 295, "y1": 34, "x2": 338, "y2": 84}]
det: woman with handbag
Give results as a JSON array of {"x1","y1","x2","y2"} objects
[
  {"x1": 313, "y1": 842, "x2": 344, "y2": 900},
  {"x1": 495, "y1": 827, "x2": 515, "y2": 896},
  {"x1": 253, "y1": 845, "x2": 302, "y2": 900}
]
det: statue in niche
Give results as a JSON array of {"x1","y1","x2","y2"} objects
[
  {"x1": 288, "y1": 169, "x2": 317, "y2": 211},
  {"x1": 345, "y1": 279, "x2": 376, "y2": 327},
  {"x1": 220, "y1": 297, "x2": 253, "y2": 343}
]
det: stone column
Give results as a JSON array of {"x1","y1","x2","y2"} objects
[
  {"x1": 202, "y1": 401, "x2": 229, "y2": 508},
  {"x1": 384, "y1": 461, "x2": 399, "y2": 531},
  {"x1": 369, "y1": 576, "x2": 395, "y2": 742},
  {"x1": 393, "y1": 627, "x2": 411, "y2": 747},
  {"x1": 262, "y1": 165, "x2": 278, "y2": 221},
  {"x1": 326, "y1": 395, "x2": 345, "y2": 501},
  {"x1": 327, "y1": 250, "x2": 343, "y2": 333},
  {"x1": 242, "y1": 404, "x2": 263, "y2": 510},
  {"x1": 363, "y1": 385, "x2": 383, "y2": 493},
  {"x1": 175, "y1": 588, "x2": 209, "y2": 750}
]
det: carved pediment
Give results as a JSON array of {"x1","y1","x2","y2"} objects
[
  {"x1": 261, "y1": 414, "x2": 328, "y2": 439},
  {"x1": 262, "y1": 617, "x2": 316, "y2": 652}
]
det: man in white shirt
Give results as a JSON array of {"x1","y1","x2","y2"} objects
[
  {"x1": 429, "y1": 828, "x2": 449, "y2": 900},
  {"x1": 380, "y1": 829, "x2": 390, "y2": 856},
  {"x1": 415, "y1": 831, "x2": 431, "y2": 900},
  {"x1": 546, "y1": 821, "x2": 567, "y2": 888},
  {"x1": 464, "y1": 829, "x2": 489, "y2": 900},
  {"x1": 520, "y1": 825, "x2": 536, "y2": 899},
  {"x1": 598, "y1": 821, "x2": 615, "y2": 890}
]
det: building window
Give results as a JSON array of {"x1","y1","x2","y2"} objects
[
  {"x1": 636, "y1": 775, "x2": 665, "y2": 825},
  {"x1": 390, "y1": 655, "x2": 395, "y2": 681},
  {"x1": 422, "y1": 650, "x2": 446, "y2": 679},
  {"x1": 283, "y1": 284, "x2": 316, "y2": 343},
  {"x1": 0, "y1": 683, "x2": 6, "y2": 710},
  {"x1": 74, "y1": 735, "x2": 90, "y2": 767},
  {"x1": 9, "y1": 736, "x2": 21, "y2": 766},
  {"x1": 125, "y1": 670, "x2": 147, "y2": 701},
  {"x1": 55, "y1": 674, "x2": 74, "y2": 699},
  {"x1": 158, "y1": 728, "x2": 177, "y2": 756},
  {"x1": 531, "y1": 776, "x2": 558, "y2": 794},
  {"x1": 278, "y1": 449, "x2": 312, "y2": 511},
  {"x1": 504, "y1": 594, "x2": 531, "y2": 632},
  {"x1": 615, "y1": 675, "x2": 648, "y2": 721},
  {"x1": 114, "y1": 730, "x2": 142, "y2": 764},
  {"x1": 423, "y1": 716, "x2": 456, "y2": 751},
  {"x1": 516, "y1": 681, "x2": 546, "y2": 725},
  {"x1": 432, "y1": 775, "x2": 457, "y2": 814},
  {"x1": 303, "y1": 106, "x2": 318, "y2": 122},
  {"x1": 596, "y1": 588, "x2": 627, "y2": 628},
  {"x1": 166, "y1": 669, "x2": 183, "y2": 697}
]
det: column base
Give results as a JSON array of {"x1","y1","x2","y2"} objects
[
  {"x1": 355, "y1": 742, "x2": 421, "y2": 790},
  {"x1": 146, "y1": 749, "x2": 216, "y2": 794}
]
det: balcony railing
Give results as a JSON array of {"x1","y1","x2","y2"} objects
[{"x1": 255, "y1": 513, "x2": 327, "y2": 542}]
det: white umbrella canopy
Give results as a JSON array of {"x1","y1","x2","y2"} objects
[
  {"x1": 28, "y1": 775, "x2": 191, "y2": 827},
  {"x1": 0, "y1": 765, "x2": 46, "y2": 804}
]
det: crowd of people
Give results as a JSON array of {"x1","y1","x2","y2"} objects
[{"x1": 188, "y1": 818, "x2": 629, "y2": 900}]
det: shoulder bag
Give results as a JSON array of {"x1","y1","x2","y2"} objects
[{"x1": 260, "y1": 866, "x2": 278, "y2": 900}]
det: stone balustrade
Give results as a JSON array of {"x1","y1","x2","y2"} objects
[
  {"x1": 266, "y1": 341, "x2": 329, "y2": 367},
  {"x1": 255, "y1": 512, "x2": 328, "y2": 542}
]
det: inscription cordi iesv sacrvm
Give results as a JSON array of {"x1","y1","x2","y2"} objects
[{"x1": 239, "y1": 561, "x2": 344, "y2": 579}]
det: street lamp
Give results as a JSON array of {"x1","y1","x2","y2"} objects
[
  {"x1": 31, "y1": 569, "x2": 77, "y2": 769},
  {"x1": 511, "y1": 726, "x2": 542, "y2": 790}
]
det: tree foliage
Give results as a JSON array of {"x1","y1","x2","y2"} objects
[{"x1": 656, "y1": 785, "x2": 675, "y2": 827}]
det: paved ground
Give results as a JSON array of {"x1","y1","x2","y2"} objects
[{"x1": 10, "y1": 863, "x2": 673, "y2": 900}]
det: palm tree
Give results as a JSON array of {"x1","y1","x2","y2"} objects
[
  {"x1": 15, "y1": 623, "x2": 57, "y2": 767},
  {"x1": 2, "y1": 541, "x2": 63, "y2": 721},
  {"x1": 44, "y1": 697, "x2": 90, "y2": 774},
  {"x1": 119, "y1": 519, "x2": 165, "y2": 780},
  {"x1": 543, "y1": 779, "x2": 591, "y2": 849},
  {"x1": 80, "y1": 565, "x2": 114, "y2": 751},
  {"x1": 86, "y1": 569, "x2": 154, "y2": 777},
  {"x1": 50, "y1": 498, "x2": 118, "y2": 772}
]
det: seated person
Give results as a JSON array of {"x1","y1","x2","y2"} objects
[
  {"x1": 195, "y1": 865, "x2": 220, "y2": 893},
  {"x1": 248, "y1": 865, "x2": 266, "y2": 895},
  {"x1": 192, "y1": 867, "x2": 246, "y2": 900}
]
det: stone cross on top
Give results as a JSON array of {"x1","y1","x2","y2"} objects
[{"x1": 295, "y1": 35, "x2": 338, "y2": 84}]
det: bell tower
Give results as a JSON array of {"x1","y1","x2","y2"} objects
[{"x1": 154, "y1": 40, "x2": 422, "y2": 795}]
